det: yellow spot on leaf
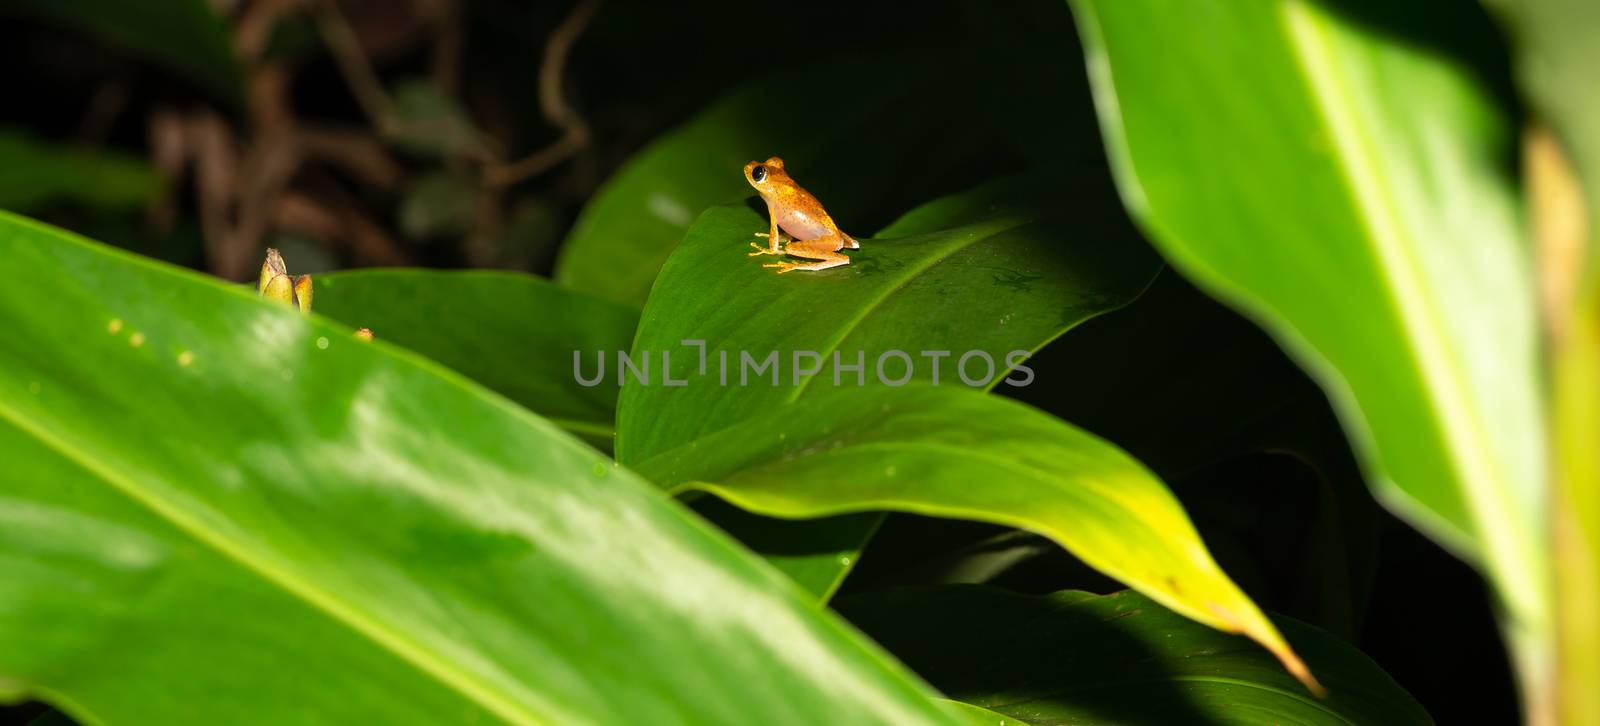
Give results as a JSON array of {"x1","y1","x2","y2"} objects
[{"x1": 128, "y1": 332, "x2": 145, "y2": 347}]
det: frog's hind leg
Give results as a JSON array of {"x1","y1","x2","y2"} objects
[{"x1": 762, "y1": 235, "x2": 850, "y2": 274}]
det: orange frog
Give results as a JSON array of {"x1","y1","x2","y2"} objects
[{"x1": 743, "y1": 156, "x2": 858, "y2": 273}]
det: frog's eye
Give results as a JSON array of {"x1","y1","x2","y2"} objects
[{"x1": 751, "y1": 165, "x2": 768, "y2": 183}]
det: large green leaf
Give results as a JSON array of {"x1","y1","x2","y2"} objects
[
  {"x1": 312, "y1": 269, "x2": 638, "y2": 448},
  {"x1": 615, "y1": 178, "x2": 1159, "y2": 597},
  {"x1": 0, "y1": 0, "x2": 240, "y2": 102},
  {"x1": 0, "y1": 128, "x2": 160, "y2": 214},
  {"x1": 1069, "y1": 0, "x2": 1547, "y2": 659},
  {"x1": 615, "y1": 178, "x2": 1158, "y2": 463},
  {"x1": 638, "y1": 385, "x2": 1318, "y2": 690},
  {"x1": 0, "y1": 212, "x2": 957, "y2": 725},
  {"x1": 840, "y1": 586, "x2": 1429, "y2": 725}
]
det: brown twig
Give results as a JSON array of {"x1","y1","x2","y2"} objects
[
  {"x1": 78, "y1": 80, "x2": 131, "y2": 145},
  {"x1": 299, "y1": 123, "x2": 406, "y2": 191},
  {"x1": 223, "y1": 64, "x2": 305, "y2": 280},
  {"x1": 422, "y1": 0, "x2": 462, "y2": 94},
  {"x1": 234, "y1": 0, "x2": 301, "y2": 61},
  {"x1": 188, "y1": 111, "x2": 244, "y2": 277},
  {"x1": 312, "y1": 0, "x2": 397, "y2": 134},
  {"x1": 145, "y1": 107, "x2": 190, "y2": 233},
  {"x1": 289, "y1": 172, "x2": 413, "y2": 266},
  {"x1": 483, "y1": 0, "x2": 599, "y2": 187}
]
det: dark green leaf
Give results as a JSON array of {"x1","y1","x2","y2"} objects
[
  {"x1": 940, "y1": 699, "x2": 1024, "y2": 725},
  {"x1": 398, "y1": 172, "x2": 480, "y2": 240},
  {"x1": 0, "y1": 128, "x2": 160, "y2": 214},
  {"x1": 841, "y1": 586, "x2": 1430, "y2": 725},
  {"x1": 310, "y1": 269, "x2": 637, "y2": 448},
  {"x1": 26, "y1": 710, "x2": 77, "y2": 726},
  {"x1": 0, "y1": 0, "x2": 239, "y2": 101},
  {"x1": 387, "y1": 79, "x2": 486, "y2": 159}
]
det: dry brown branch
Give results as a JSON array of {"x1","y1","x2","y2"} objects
[
  {"x1": 274, "y1": 190, "x2": 344, "y2": 240},
  {"x1": 187, "y1": 111, "x2": 243, "y2": 277},
  {"x1": 312, "y1": 0, "x2": 397, "y2": 133},
  {"x1": 78, "y1": 80, "x2": 130, "y2": 145},
  {"x1": 294, "y1": 174, "x2": 413, "y2": 266},
  {"x1": 234, "y1": 0, "x2": 302, "y2": 61},
  {"x1": 275, "y1": 187, "x2": 412, "y2": 267},
  {"x1": 299, "y1": 123, "x2": 406, "y2": 191},
  {"x1": 421, "y1": 0, "x2": 461, "y2": 94},
  {"x1": 145, "y1": 108, "x2": 190, "y2": 232},
  {"x1": 147, "y1": 108, "x2": 189, "y2": 183},
  {"x1": 214, "y1": 63, "x2": 305, "y2": 281},
  {"x1": 483, "y1": 0, "x2": 599, "y2": 187}
]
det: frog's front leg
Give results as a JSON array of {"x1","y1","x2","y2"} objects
[{"x1": 749, "y1": 213, "x2": 785, "y2": 256}]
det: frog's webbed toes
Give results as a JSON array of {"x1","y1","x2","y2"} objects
[{"x1": 761, "y1": 261, "x2": 798, "y2": 273}]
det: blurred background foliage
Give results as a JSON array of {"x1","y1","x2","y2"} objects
[
  {"x1": 0, "y1": 0, "x2": 1531, "y2": 722},
  {"x1": 0, "y1": 0, "x2": 1098, "y2": 284}
]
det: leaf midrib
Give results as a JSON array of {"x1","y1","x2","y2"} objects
[
  {"x1": 1279, "y1": 0, "x2": 1543, "y2": 619},
  {"x1": 0, "y1": 392, "x2": 549, "y2": 726},
  {"x1": 787, "y1": 214, "x2": 1037, "y2": 402}
]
